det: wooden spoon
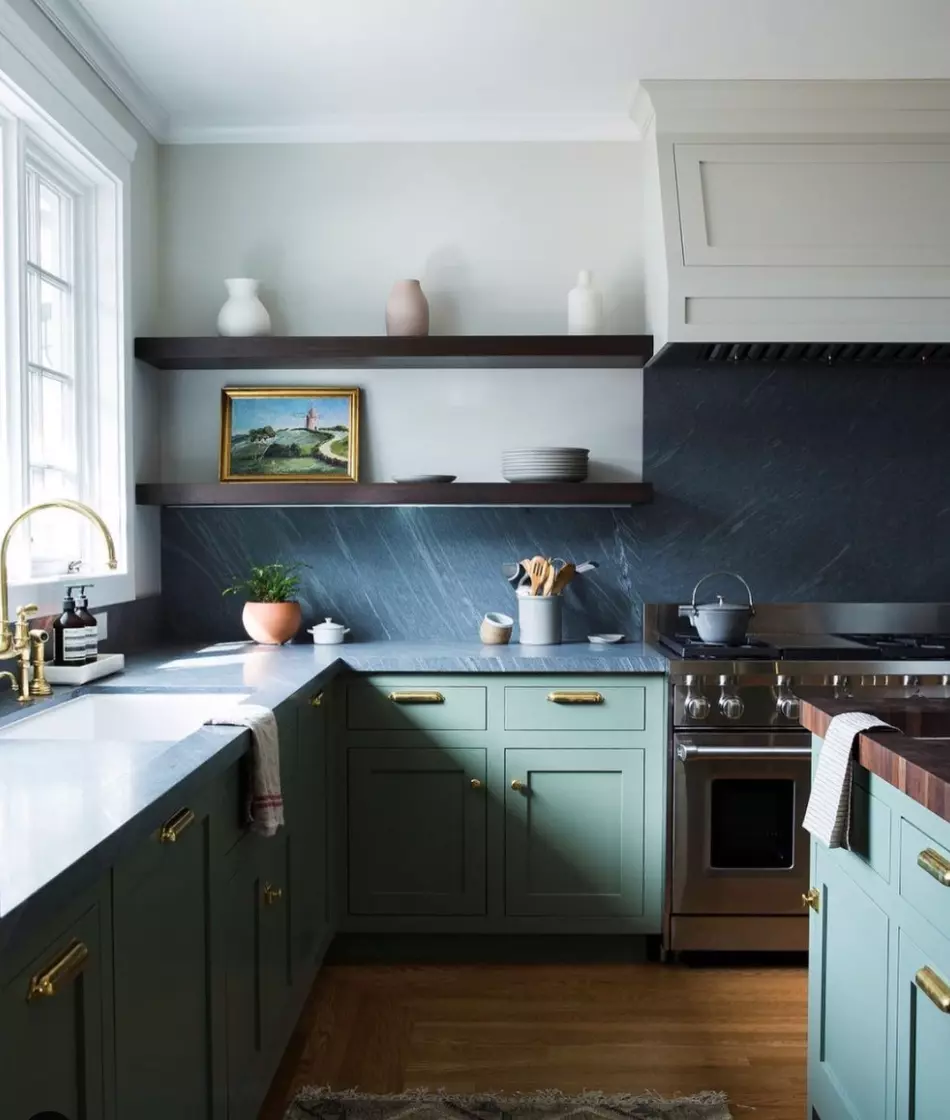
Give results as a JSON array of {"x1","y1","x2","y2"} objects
[
  {"x1": 550, "y1": 561, "x2": 576, "y2": 596},
  {"x1": 527, "y1": 556, "x2": 549, "y2": 596},
  {"x1": 542, "y1": 561, "x2": 557, "y2": 597}
]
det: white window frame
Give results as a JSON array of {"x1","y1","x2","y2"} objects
[{"x1": 0, "y1": 4, "x2": 135, "y2": 612}]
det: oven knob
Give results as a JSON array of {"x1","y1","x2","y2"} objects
[
  {"x1": 685, "y1": 694, "x2": 710, "y2": 720},
  {"x1": 775, "y1": 675, "x2": 801, "y2": 721},
  {"x1": 904, "y1": 675, "x2": 921, "y2": 694},
  {"x1": 720, "y1": 694, "x2": 744, "y2": 719}
]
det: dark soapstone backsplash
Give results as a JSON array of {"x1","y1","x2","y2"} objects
[{"x1": 160, "y1": 360, "x2": 950, "y2": 643}]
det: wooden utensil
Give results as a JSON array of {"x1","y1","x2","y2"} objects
[
  {"x1": 527, "y1": 556, "x2": 549, "y2": 596},
  {"x1": 550, "y1": 561, "x2": 576, "y2": 596},
  {"x1": 542, "y1": 562, "x2": 557, "y2": 597}
]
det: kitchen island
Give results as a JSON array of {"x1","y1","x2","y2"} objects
[
  {"x1": 0, "y1": 638, "x2": 667, "y2": 1120},
  {"x1": 800, "y1": 695, "x2": 950, "y2": 1120}
]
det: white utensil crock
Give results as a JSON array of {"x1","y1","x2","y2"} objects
[{"x1": 518, "y1": 596, "x2": 562, "y2": 645}]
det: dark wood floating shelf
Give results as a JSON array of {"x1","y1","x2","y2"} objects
[
  {"x1": 135, "y1": 482, "x2": 654, "y2": 508},
  {"x1": 134, "y1": 334, "x2": 653, "y2": 371}
]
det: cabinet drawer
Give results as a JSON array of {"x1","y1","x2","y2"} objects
[
  {"x1": 505, "y1": 685, "x2": 646, "y2": 732},
  {"x1": 347, "y1": 682, "x2": 487, "y2": 731},
  {"x1": 900, "y1": 818, "x2": 950, "y2": 936}
]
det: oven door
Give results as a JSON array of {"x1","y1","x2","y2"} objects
[{"x1": 672, "y1": 730, "x2": 812, "y2": 916}]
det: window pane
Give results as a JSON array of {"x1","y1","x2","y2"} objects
[
  {"x1": 27, "y1": 270, "x2": 69, "y2": 373},
  {"x1": 27, "y1": 467, "x2": 81, "y2": 563},
  {"x1": 39, "y1": 181, "x2": 65, "y2": 277},
  {"x1": 28, "y1": 369, "x2": 74, "y2": 470}
]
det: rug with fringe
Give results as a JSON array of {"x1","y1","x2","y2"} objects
[{"x1": 284, "y1": 1087, "x2": 732, "y2": 1120}]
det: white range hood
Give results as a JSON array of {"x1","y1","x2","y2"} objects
[{"x1": 635, "y1": 80, "x2": 950, "y2": 364}]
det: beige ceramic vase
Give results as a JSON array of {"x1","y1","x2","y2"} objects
[
  {"x1": 386, "y1": 279, "x2": 429, "y2": 337},
  {"x1": 242, "y1": 601, "x2": 302, "y2": 645}
]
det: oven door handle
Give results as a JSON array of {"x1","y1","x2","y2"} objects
[{"x1": 676, "y1": 744, "x2": 813, "y2": 762}]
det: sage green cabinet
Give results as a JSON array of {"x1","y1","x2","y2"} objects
[
  {"x1": 505, "y1": 748, "x2": 645, "y2": 917},
  {"x1": 0, "y1": 902, "x2": 106, "y2": 1120},
  {"x1": 348, "y1": 747, "x2": 487, "y2": 915},
  {"x1": 807, "y1": 841, "x2": 891, "y2": 1120},
  {"x1": 896, "y1": 928, "x2": 950, "y2": 1120},
  {"x1": 112, "y1": 793, "x2": 223, "y2": 1120}
]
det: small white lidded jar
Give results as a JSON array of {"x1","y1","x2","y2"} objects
[{"x1": 308, "y1": 617, "x2": 351, "y2": 645}]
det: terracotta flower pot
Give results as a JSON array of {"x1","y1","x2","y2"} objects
[{"x1": 241, "y1": 601, "x2": 302, "y2": 645}]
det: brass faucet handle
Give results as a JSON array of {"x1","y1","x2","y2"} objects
[{"x1": 15, "y1": 603, "x2": 38, "y2": 621}]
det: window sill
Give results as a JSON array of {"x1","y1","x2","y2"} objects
[{"x1": 6, "y1": 570, "x2": 134, "y2": 616}]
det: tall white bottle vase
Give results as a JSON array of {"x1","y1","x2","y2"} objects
[
  {"x1": 216, "y1": 278, "x2": 272, "y2": 337},
  {"x1": 567, "y1": 269, "x2": 603, "y2": 336}
]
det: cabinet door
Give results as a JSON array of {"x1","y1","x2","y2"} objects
[
  {"x1": 0, "y1": 905, "x2": 105, "y2": 1120},
  {"x1": 808, "y1": 843, "x2": 891, "y2": 1120},
  {"x1": 896, "y1": 927, "x2": 950, "y2": 1120},
  {"x1": 290, "y1": 691, "x2": 329, "y2": 972},
  {"x1": 348, "y1": 747, "x2": 486, "y2": 915},
  {"x1": 224, "y1": 832, "x2": 293, "y2": 1120},
  {"x1": 505, "y1": 748, "x2": 644, "y2": 917},
  {"x1": 113, "y1": 796, "x2": 221, "y2": 1120}
]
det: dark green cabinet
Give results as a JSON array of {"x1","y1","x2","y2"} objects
[
  {"x1": 224, "y1": 831, "x2": 294, "y2": 1120},
  {"x1": 505, "y1": 748, "x2": 645, "y2": 917},
  {"x1": 0, "y1": 903, "x2": 106, "y2": 1120},
  {"x1": 348, "y1": 747, "x2": 487, "y2": 915},
  {"x1": 112, "y1": 794, "x2": 222, "y2": 1120},
  {"x1": 290, "y1": 692, "x2": 329, "y2": 972}
]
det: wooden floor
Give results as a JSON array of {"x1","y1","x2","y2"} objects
[{"x1": 259, "y1": 961, "x2": 807, "y2": 1120}]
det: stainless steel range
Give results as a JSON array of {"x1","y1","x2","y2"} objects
[{"x1": 645, "y1": 601, "x2": 950, "y2": 954}]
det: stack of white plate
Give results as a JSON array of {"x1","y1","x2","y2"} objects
[{"x1": 502, "y1": 447, "x2": 589, "y2": 483}]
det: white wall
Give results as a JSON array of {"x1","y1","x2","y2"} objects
[
  {"x1": 157, "y1": 142, "x2": 645, "y2": 482},
  {"x1": 9, "y1": 0, "x2": 161, "y2": 599}
]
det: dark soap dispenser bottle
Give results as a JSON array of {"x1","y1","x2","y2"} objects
[
  {"x1": 53, "y1": 586, "x2": 87, "y2": 666},
  {"x1": 74, "y1": 585, "x2": 97, "y2": 664}
]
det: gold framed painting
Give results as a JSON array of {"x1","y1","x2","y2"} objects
[{"x1": 220, "y1": 387, "x2": 360, "y2": 482}]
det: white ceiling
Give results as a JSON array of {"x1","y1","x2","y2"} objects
[{"x1": 52, "y1": 0, "x2": 950, "y2": 141}]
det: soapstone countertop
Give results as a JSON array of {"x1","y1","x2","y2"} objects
[{"x1": 0, "y1": 638, "x2": 667, "y2": 941}]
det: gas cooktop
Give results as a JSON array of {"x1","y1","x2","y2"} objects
[{"x1": 657, "y1": 632, "x2": 870, "y2": 660}]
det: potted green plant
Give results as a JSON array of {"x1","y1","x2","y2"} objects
[{"x1": 223, "y1": 561, "x2": 307, "y2": 645}]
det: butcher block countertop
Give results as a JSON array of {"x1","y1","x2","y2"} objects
[{"x1": 800, "y1": 694, "x2": 950, "y2": 823}]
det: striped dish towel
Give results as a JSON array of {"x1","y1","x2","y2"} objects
[
  {"x1": 802, "y1": 711, "x2": 894, "y2": 848},
  {"x1": 206, "y1": 703, "x2": 284, "y2": 836}
]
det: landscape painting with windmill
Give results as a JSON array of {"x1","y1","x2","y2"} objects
[{"x1": 220, "y1": 387, "x2": 360, "y2": 482}]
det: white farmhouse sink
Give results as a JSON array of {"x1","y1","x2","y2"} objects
[{"x1": 0, "y1": 692, "x2": 251, "y2": 741}]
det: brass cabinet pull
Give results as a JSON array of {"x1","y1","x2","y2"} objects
[
  {"x1": 802, "y1": 887, "x2": 820, "y2": 913},
  {"x1": 388, "y1": 691, "x2": 445, "y2": 704},
  {"x1": 159, "y1": 807, "x2": 196, "y2": 844},
  {"x1": 511, "y1": 779, "x2": 527, "y2": 792},
  {"x1": 310, "y1": 692, "x2": 324, "y2": 707},
  {"x1": 918, "y1": 848, "x2": 950, "y2": 886},
  {"x1": 546, "y1": 691, "x2": 604, "y2": 705},
  {"x1": 27, "y1": 940, "x2": 89, "y2": 1001},
  {"x1": 470, "y1": 778, "x2": 483, "y2": 790},
  {"x1": 916, "y1": 966, "x2": 950, "y2": 1013},
  {"x1": 263, "y1": 882, "x2": 283, "y2": 906}
]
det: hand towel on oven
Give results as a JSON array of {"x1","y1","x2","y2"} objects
[
  {"x1": 206, "y1": 704, "x2": 284, "y2": 836},
  {"x1": 802, "y1": 711, "x2": 894, "y2": 849}
]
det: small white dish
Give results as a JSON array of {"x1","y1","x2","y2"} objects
[
  {"x1": 588, "y1": 633, "x2": 625, "y2": 644},
  {"x1": 308, "y1": 617, "x2": 351, "y2": 645}
]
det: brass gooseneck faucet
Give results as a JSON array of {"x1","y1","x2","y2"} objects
[{"x1": 0, "y1": 500, "x2": 117, "y2": 702}]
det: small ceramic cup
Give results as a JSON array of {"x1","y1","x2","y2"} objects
[{"x1": 479, "y1": 612, "x2": 514, "y2": 645}]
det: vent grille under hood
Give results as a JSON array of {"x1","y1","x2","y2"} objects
[
  {"x1": 636, "y1": 80, "x2": 950, "y2": 357},
  {"x1": 648, "y1": 341, "x2": 950, "y2": 369}
]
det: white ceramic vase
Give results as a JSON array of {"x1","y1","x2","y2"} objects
[
  {"x1": 386, "y1": 279, "x2": 429, "y2": 337},
  {"x1": 217, "y1": 278, "x2": 272, "y2": 337},
  {"x1": 567, "y1": 269, "x2": 603, "y2": 336}
]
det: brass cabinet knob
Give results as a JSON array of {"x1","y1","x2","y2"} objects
[
  {"x1": 511, "y1": 779, "x2": 527, "y2": 792},
  {"x1": 802, "y1": 887, "x2": 820, "y2": 913},
  {"x1": 470, "y1": 778, "x2": 483, "y2": 789},
  {"x1": 916, "y1": 966, "x2": 950, "y2": 1013},
  {"x1": 918, "y1": 848, "x2": 950, "y2": 886},
  {"x1": 263, "y1": 882, "x2": 283, "y2": 906}
]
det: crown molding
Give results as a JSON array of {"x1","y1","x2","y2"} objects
[
  {"x1": 166, "y1": 112, "x2": 642, "y2": 145},
  {"x1": 31, "y1": 0, "x2": 169, "y2": 139}
]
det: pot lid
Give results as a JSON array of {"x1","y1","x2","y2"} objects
[
  {"x1": 311, "y1": 616, "x2": 346, "y2": 631},
  {"x1": 694, "y1": 596, "x2": 752, "y2": 614}
]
